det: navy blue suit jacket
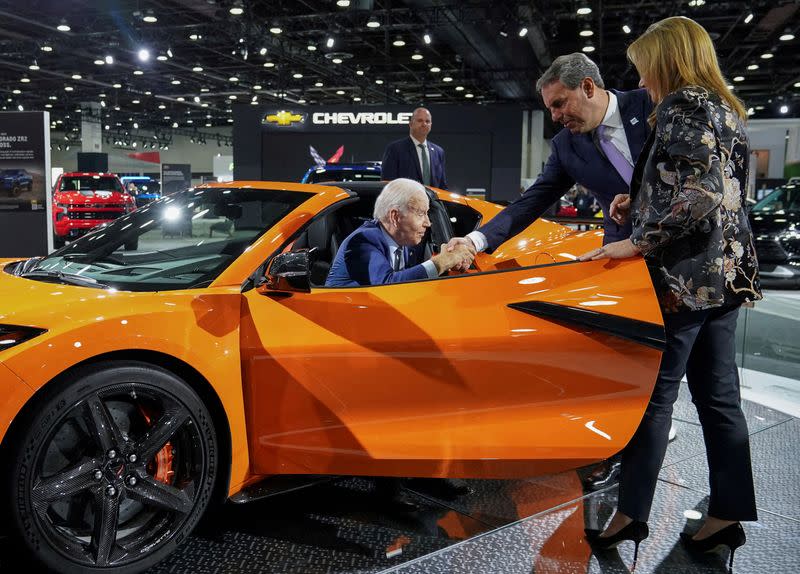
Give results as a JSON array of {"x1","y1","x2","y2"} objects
[
  {"x1": 325, "y1": 220, "x2": 429, "y2": 287},
  {"x1": 381, "y1": 137, "x2": 448, "y2": 189},
  {"x1": 480, "y1": 89, "x2": 653, "y2": 248}
]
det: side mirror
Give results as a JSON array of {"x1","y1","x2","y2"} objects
[{"x1": 263, "y1": 250, "x2": 312, "y2": 293}]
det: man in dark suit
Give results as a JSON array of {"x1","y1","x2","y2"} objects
[
  {"x1": 325, "y1": 178, "x2": 471, "y2": 287},
  {"x1": 449, "y1": 52, "x2": 653, "y2": 254},
  {"x1": 381, "y1": 108, "x2": 448, "y2": 189}
]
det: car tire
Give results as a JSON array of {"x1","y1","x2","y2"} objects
[
  {"x1": 11, "y1": 184, "x2": 21, "y2": 197},
  {"x1": 7, "y1": 361, "x2": 218, "y2": 574}
]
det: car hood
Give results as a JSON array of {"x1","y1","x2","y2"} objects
[
  {"x1": 750, "y1": 211, "x2": 800, "y2": 233},
  {"x1": 54, "y1": 190, "x2": 133, "y2": 204}
]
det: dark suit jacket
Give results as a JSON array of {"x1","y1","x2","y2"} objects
[
  {"x1": 630, "y1": 86, "x2": 762, "y2": 313},
  {"x1": 381, "y1": 137, "x2": 448, "y2": 189},
  {"x1": 325, "y1": 220, "x2": 429, "y2": 287},
  {"x1": 480, "y1": 88, "x2": 653, "y2": 248}
]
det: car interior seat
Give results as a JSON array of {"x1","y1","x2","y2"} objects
[{"x1": 293, "y1": 213, "x2": 337, "y2": 286}]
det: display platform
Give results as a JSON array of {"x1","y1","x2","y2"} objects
[{"x1": 1, "y1": 379, "x2": 795, "y2": 574}]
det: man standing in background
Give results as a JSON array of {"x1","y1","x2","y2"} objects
[{"x1": 382, "y1": 107, "x2": 448, "y2": 189}]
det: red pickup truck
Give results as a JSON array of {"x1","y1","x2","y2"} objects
[{"x1": 52, "y1": 172, "x2": 136, "y2": 247}]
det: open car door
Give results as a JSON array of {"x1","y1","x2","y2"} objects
[{"x1": 241, "y1": 254, "x2": 664, "y2": 480}]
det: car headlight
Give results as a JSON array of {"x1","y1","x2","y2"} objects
[{"x1": 0, "y1": 324, "x2": 47, "y2": 351}]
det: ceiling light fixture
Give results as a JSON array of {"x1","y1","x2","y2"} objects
[
  {"x1": 332, "y1": 57, "x2": 342, "y2": 64},
  {"x1": 366, "y1": 15, "x2": 380, "y2": 28},
  {"x1": 518, "y1": 26, "x2": 528, "y2": 37},
  {"x1": 375, "y1": 79, "x2": 384, "y2": 84},
  {"x1": 412, "y1": 51, "x2": 423, "y2": 60},
  {"x1": 580, "y1": 25, "x2": 594, "y2": 37},
  {"x1": 57, "y1": 19, "x2": 71, "y2": 32},
  {"x1": 576, "y1": 4, "x2": 592, "y2": 16},
  {"x1": 423, "y1": 32, "x2": 432, "y2": 44},
  {"x1": 582, "y1": 41, "x2": 595, "y2": 53},
  {"x1": 137, "y1": 48, "x2": 150, "y2": 62},
  {"x1": 41, "y1": 43, "x2": 53, "y2": 52},
  {"x1": 733, "y1": 75, "x2": 744, "y2": 82},
  {"x1": 293, "y1": 72, "x2": 303, "y2": 79},
  {"x1": 779, "y1": 30, "x2": 795, "y2": 41},
  {"x1": 393, "y1": 36, "x2": 405, "y2": 47},
  {"x1": 337, "y1": 0, "x2": 350, "y2": 6},
  {"x1": 442, "y1": 76, "x2": 453, "y2": 82},
  {"x1": 229, "y1": 1, "x2": 244, "y2": 15},
  {"x1": 326, "y1": 37, "x2": 335, "y2": 48},
  {"x1": 229, "y1": 76, "x2": 239, "y2": 82},
  {"x1": 143, "y1": 9, "x2": 157, "y2": 23},
  {"x1": 747, "y1": 63, "x2": 759, "y2": 70},
  {"x1": 315, "y1": 81, "x2": 324, "y2": 87},
  {"x1": 430, "y1": 66, "x2": 441, "y2": 73},
  {"x1": 270, "y1": 24, "x2": 282, "y2": 34},
  {"x1": 192, "y1": 64, "x2": 203, "y2": 72},
  {"x1": 94, "y1": 59, "x2": 104, "y2": 65},
  {"x1": 71, "y1": 73, "x2": 81, "y2": 80},
  {"x1": 744, "y1": 12, "x2": 754, "y2": 24},
  {"x1": 263, "y1": 61, "x2": 275, "y2": 67},
  {"x1": 622, "y1": 24, "x2": 632, "y2": 34},
  {"x1": 29, "y1": 61, "x2": 40, "y2": 70},
  {"x1": 780, "y1": 104, "x2": 789, "y2": 114},
  {"x1": 133, "y1": 69, "x2": 144, "y2": 75},
  {"x1": 760, "y1": 52, "x2": 774, "y2": 59},
  {"x1": 307, "y1": 44, "x2": 317, "y2": 51}
]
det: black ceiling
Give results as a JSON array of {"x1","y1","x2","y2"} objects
[{"x1": 0, "y1": 0, "x2": 798, "y2": 142}]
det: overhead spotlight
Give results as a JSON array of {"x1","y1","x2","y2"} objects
[
  {"x1": 113, "y1": 83, "x2": 122, "y2": 88},
  {"x1": 576, "y1": 3, "x2": 592, "y2": 15},
  {"x1": 133, "y1": 69, "x2": 144, "y2": 75},
  {"x1": 263, "y1": 61, "x2": 275, "y2": 67},
  {"x1": 580, "y1": 25, "x2": 594, "y2": 37},
  {"x1": 743, "y1": 12, "x2": 754, "y2": 24},
  {"x1": 366, "y1": 15, "x2": 380, "y2": 28},
  {"x1": 442, "y1": 76, "x2": 453, "y2": 82},
  {"x1": 259, "y1": 47, "x2": 267, "y2": 56},
  {"x1": 307, "y1": 43, "x2": 317, "y2": 51},
  {"x1": 20, "y1": 76, "x2": 30, "y2": 83},
  {"x1": 229, "y1": 1, "x2": 244, "y2": 15},
  {"x1": 41, "y1": 43, "x2": 53, "y2": 52},
  {"x1": 253, "y1": 84, "x2": 262, "y2": 90},
  {"x1": 17, "y1": 104, "x2": 24, "y2": 111},
  {"x1": 57, "y1": 19, "x2": 71, "y2": 32},
  {"x1": 326, "y1": 37, "x2": 335, "y2": 48},
  {"x1": 189, "y1": 33, "x2": 200, "y2": 40},
  {"x1": 71, "y1": 73, "x2": 81, "y2": 80},
  {"x1": 795, "y1": 81, "x2": 800, "y2": 88},
  {"x1": 393, "y1": 35, "x2": 405, "y2": 47},
  {"x1": 423, "y1": 32, "x2": 432, "y2": 44},
  {"x1": 337, "y1": 0, "x2": 350, "y2": 6},
  {"x1": 138, "y1": 48, "x2": 150, "y2": 62},
  {"x1": 171, "y1": 78, "x2": 181, "y2": 85},
  {"x1": 779, "y1": 29, "x2": 795, "y2": 41},
  {"x1": 582, "y1": 41, "x2": 596, "y2": 53},
  {"x1": 760, "y1": 52, "x2": 774, "y2": 59},
  {"x1": 228, "y1": 76, "x2": 239, "y2": 82},
  {"x1": 747, "y1": 63, "x2": 759, "y2": 70},
  {"x1": 411, "y1": 50, "x2": 423, "y2": 60},
  {"x1": 356, "y1": 69, "x2": 364, "y2": 75},
  {"x1": 29, "y1": 60, "x2": 40, "y2": 70},
  {"x1": 143, "y1": 9, "x2": 157, "y2": 23},
  {"x1": 293, "y1": 72, "x2": 303, "y2": 79},
  {"x1": 336, "y1": 90, "x2": 345, "y2": 95},
  {"x1": 269, "y1": 23, "x2": 282, "y2": 34},
  {"x1": 780, "y1": 104, "x2": 789, "y2": 114},
  {"x1": 94, "y1": 58, "x2": 104, "y2": 65},
  {"x1": 430, "y1": 66, "x2": 441, "y2": 73},
  {"x1": 622, "y1": 24, "x2": 632, "y2": 34},
  {"x1": 518, "y1": 26, "x2": 528, "y2": 37},
  {"x1": 332, "y1": 57, "x2": 342, "y2": 64},
  {"x1": 192, "y1": 64, "x2": 203, "y2": 72},
  {"x1": 375, "y1": 79, "x2": 383, "y2": 84},
  {"x1": 733, "y1": 75, "x2": 744, "y2": 82}
]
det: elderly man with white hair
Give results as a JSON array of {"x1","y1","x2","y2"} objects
[{"x1": 325, "y1": 178, "x2": 473, "y2": 287}]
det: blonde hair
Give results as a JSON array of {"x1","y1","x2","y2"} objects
[{"x1": 627, "y1": 16, "x2": 746, "y2": 125}]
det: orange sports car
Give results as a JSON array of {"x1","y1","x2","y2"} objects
[{"x1": 0, "y1": 181, "x2": 664, "y2": 573}]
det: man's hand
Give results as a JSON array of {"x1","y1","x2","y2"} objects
[
  {"x1": 578, "y1": 238, "x2": 641, "y2": 261},
  {"x1": 445, "y1": 237, "x2": 476, "y2": 272},
  {"x1": 609, "y1": 194, "x2": 631, "y2": 225},
  {"x1": 431, "y1": 243, "x2": 474, "y2": 275}
]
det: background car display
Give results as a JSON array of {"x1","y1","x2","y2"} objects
[
  {"x1": 301, "y1": 161, "x2": 382, "y2": 184},
  {"x1": 0, "y1": 168, "x2": 33, "y2": 196},
  {"x1": 120, "y1": 175, "x2": 162, "y2": 207},
  {"x1": 0, "y1": 181, "x2": 664, "y2": 574},
  {"x1": 750, "y1": 183, "x2": 800, "y2": 288},
  {"x1": 52, "y1": 172, "x2": 136, "y2": 248}
]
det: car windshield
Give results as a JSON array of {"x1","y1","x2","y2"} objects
[
  {"x1": 308, "y1": 167, "x2": 382, "y2": 183},
  {"x1": 27, "y1": 187, "x2": 313, "y2": 291},
  {"x1": 752, "y1": 185, "x2": 800, "y2": 214},
  {"x1": 59, "y1": 176, "x2": 123, "y2": 193}
]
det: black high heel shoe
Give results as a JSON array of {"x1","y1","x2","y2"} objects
[
  {"x1": 680, "y1": 522, "x2": 746, "y2": 572},
  {"x1": 585, "y1": 521, "x2": 649, "y2": 565}
]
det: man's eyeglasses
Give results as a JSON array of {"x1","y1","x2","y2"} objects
[{"x1": 406, "y1": 206, "x2": 430, "y2": 219}]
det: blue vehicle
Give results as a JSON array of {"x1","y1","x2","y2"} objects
[
  {"x1": 301, "y1": 162, "x2": 382, "y2": 184},
  {"x1": 120, "y1": 175, "x2": 161, "y2": 207},
  {"x1": 0, "y1": 168, "x2": 33, "y2": 197}
]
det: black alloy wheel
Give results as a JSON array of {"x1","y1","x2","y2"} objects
[{"x1": 8, "y1": 361, "x2": 218, "y2": 574}]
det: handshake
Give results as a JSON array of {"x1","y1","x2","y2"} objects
[{"x1": 429, "y1": 237, "x2": 477, "y2": 275}]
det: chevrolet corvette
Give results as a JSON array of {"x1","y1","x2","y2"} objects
[{"x1": 0, "y1": 180, "x2": 664, "y2": 573}]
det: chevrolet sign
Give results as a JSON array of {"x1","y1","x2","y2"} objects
[
  {"x1": 263, "y1": 111, "x2": 306, "y2": 126},
  {"x1": 312, "y1": 112, "x2": 412, "y2": 125}
]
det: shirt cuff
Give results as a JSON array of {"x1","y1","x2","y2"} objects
[
  {"x1": 466, "y1": 231, "x2": 487, "y2": 252},
  {"x1": 421, "y1": 260, "x2": 438, "y2": 278}
]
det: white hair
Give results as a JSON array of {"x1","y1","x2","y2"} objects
[{"x1": 374, "y1": 178, "x2": 427, "y2": 222}]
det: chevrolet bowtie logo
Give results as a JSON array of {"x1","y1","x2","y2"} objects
[{"x1": 263, "y1": 110, "x2": 305, "y2": 126}]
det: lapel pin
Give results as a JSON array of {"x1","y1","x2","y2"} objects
[{"x1": 630, "y1": 117, "x2": 639, "y2": 125}]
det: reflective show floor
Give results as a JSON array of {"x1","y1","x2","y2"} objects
[{"x1": 1, "y1": 381, "x2": 796, "y2": 574}]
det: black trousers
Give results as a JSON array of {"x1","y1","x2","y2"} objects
[{"x1": 617, "y1": 304, "x2": 757, "y2": 522}]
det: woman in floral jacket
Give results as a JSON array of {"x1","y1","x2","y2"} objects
[{"x1": 580, "y1": 16, "x2": 761, "y2": 568}]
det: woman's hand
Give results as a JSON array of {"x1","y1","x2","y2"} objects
[
  {"x1": 609, "y1": 194, "x2": 631, "y2": 225},
  {"x1": 578, "y1": 238, "x2": 641, "y2": 261}
]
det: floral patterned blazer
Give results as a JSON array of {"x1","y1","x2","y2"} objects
[{"x1": 630, "y1": 86, "x2": 762, "y2": 313}]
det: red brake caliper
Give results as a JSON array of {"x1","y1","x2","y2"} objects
[{"x1": 138, "y1": 406, "x2": 175, "y2": 485}]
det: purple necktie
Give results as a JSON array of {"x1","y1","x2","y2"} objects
[{"x1": 598, "y1": 125, "x2": 633, "y2": 185}]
